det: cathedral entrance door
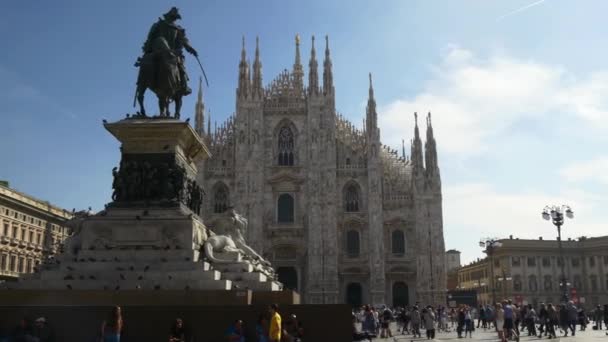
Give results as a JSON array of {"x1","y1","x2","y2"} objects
[
  {"x1": 392, "y1": 281, "x2": 409, "y2": 307},
  {"x1": 277, "y1": 266, "x2": 298, "y2": 291},
  {"x1": 346, "y1": 282, "x2": 363, "y2": 307}
]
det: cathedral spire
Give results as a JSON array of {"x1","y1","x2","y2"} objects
[
  {"x1": 194, "y1": 76, "x2": 205, "y2": 135},
  {"x1": 207, "y1": 110, "x2": 211, "y2": 139},
  {"x1": 237, "y1": 36, "x2": 250, "y2": 98},
  {"x1": 252, "y1": 36, "x2": 263, "y2": 97},
  {"x1": 308, "y1": 35, "x2": 319, "y2": 95},
  {"x1": 323, "y1": 35, "x2": 333, "y2": 95},
  {"x1": 293, "y1": 34, "x2": 304, "y2": 90},
  {"x1": 425, "y1": 112, "x2": 440, "y2": 177},
  {"x1": 366, "y1": 73, "x2": 378, "y2": 136},
  {"x1": 411, "y1": 112, "x2": 424, "y2": 175}
]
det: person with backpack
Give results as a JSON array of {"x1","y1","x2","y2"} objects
[{"x1": 379, "y1": 306, "x2": 393, "y2": 338}]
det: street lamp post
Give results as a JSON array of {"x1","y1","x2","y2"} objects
[
  {"x1": 480, "y1": 238, "x2": 502, "y2": 305},
  {"x1": 496, "y1": 268, "x2": 512, "y2": 301},
  {"x1": 542, "y1": 205, "x2": 574, "y2": 303}
]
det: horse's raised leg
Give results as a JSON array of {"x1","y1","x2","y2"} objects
[
  {"x1": 137, "y1": 85, "x2": 146, "y2": 117},
  {"x1": 174, "y1": 96, "x2": 182, "y2": 119}
]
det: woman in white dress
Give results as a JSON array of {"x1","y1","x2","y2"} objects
[{"x1": 496, "y1": 303, "x2": 506, "y2": 342}]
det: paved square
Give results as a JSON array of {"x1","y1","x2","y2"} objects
[{"x1": 367, "y1": 323, "x2": 608, "y2": 341}]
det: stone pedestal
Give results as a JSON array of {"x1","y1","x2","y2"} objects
[{"x1": 9, "y1": 118, "x2": 281, "y2": 293}]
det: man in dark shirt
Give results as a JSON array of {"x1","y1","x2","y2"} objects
[{"x1": 537, "y1": 303, "x2": 548, "y2": 337}]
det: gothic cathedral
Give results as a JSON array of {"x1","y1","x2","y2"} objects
[{"x1": 195, "y1": 35, "x2": 446, "y2": 305}]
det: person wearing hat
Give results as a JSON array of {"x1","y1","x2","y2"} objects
[
  {"x1": 142, "y1": 7, "x2": 198, "y2": 94},
  {"x1": 136, "y1": 7, "x2": 199, "y2": 117}
]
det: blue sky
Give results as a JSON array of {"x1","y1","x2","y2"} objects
[{"x1": 1, "y1": 0, "x2": 607, "y2": 264}]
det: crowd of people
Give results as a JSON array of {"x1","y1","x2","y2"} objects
[
  {"x1": 0, "y1": 304, "x2": 304, "y2": 342},
  {"x1": 224, "y1": 303, "x2": 304, "y2": 342},
  {"x1": 352, "y1": 300, "x2": 608, "y2": 341}
]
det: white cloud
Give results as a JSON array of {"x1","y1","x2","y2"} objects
[
  {"x1": 444, "y1": 183, "x2": 607, "y2": 264},
  {"x1": 374, "y1": 45, "x2": 608, "y2": 264},
  {"x1": 559, "y1": 156, "x2": 608, "y2": 186},
  {"x1": 378, "y1": 46, "x2": 608, "y2": 156}
]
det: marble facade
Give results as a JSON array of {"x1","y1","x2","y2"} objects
[{"x1": 195, "y1": 36, "x2": 447, "y2": 305}]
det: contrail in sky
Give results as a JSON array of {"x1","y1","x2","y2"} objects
[{"x1": 496, "y1": 0, "x2": 547, "y2": 22}]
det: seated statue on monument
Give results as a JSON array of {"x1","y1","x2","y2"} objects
[{"x1": 203, "y1": 207, "x2": 275, "y2": 277}]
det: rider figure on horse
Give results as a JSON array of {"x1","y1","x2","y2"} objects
[{"x1": 135, "y1": 7, "x2": 198, "y2": 117}]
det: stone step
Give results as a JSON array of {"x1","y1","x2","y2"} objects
[
  {"x1": 41, "y1": 268, "x2": 221, "y2": 282},
  {"x1": 215, "y1": 263, "x2": 255, "y2": 273},
  {"x1": 55, "y1": 260, "x2": 211, "y2": 273},
  {"x1": 232, "y1": 280, "x2": 281, "y2": 291},
  {"x1": 74, "y1": 249, "x2": 199, "y2": 262},
  {"x1": 14, "y1": 275, "x2": 232, "y2": 291},
  {"x1": 222, "y1": 271, "x2": 267, "y2": 283}
]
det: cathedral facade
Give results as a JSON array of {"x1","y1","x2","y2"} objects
[{"x1": 195, "y1": 35, "x2": 446, "y2": 306}]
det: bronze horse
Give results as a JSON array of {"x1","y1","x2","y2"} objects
[{"x1": 134, "y1": 50, "x2": 184, "y2": 118}]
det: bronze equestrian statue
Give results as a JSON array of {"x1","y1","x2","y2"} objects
[{"x1": 134, "y1": 7, "x2": 199, "y2": 118}]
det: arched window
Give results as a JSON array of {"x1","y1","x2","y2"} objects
[
  {"x1": 346, "y1": 230, "x2": 360, "y2": 257},
  {"x1": 513, "y1": 275, "x2": 523, "y2": 291},
  {"x1": 528, "y1": 275, "x2": 538, "y2": 292},
  {"x1": 277, "y1": 126, "x2": 294, "y2": 166},
  {"x1": 213, "y1": 183, "x2": 229, "y2": 213},
  {"x1": 277, "y1": 194, "x2": 294, "y2": 223},
  {"x1": 590, "y1": 275, "x2": 598, "y2": 292},
  {"x1": 392, "y1": 230, "x2": 405, "y2": 255},
  {"x1": 544, "y1": 275, "x2": 552, "y2": 291},
  {"x1": 344, "y1": 184, "x2": 360, "y2": 212}
]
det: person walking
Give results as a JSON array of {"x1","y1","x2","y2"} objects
[
  {"x1": 578, "y1": 307, "x2": 588, "y2": 331},
  {"x1": 256, "y1": 314, "x2": 269, "y2": 342},
  {"x1": 410, "y1": 306, "x2": 422, "y2": 338},
  {"x1": 225, "y1": 319, "x2": 245, "y2": 342},
  {"x1": 464, "y1": 306, "x2": 474, "y2": 338},
  {"x1": 603, "y1": 304, "x2": 608, "y2": 331},
  {"x1": 537, "y1": 303, "x2": 548, "y2": 338},
  {"x1": 566, "y1": 301, "x2": 578, "y2": 336},
  {"x1": 361, "y1": 306, "x2": 376, "y2": 336},
  {"x1": 456, "y1": 306, "x2": 465, "y2": 338},
  {"x1": 33, "y1": 317, "x2": 55, "y2": 342},
  {"x1": 268, "y1": 304, "x2": 282, "y2": 342},
  {"x1": 169, "y1": 318, "x2": 186, "y2": 342},
  {"x1": 485, "y1": 304, "x2": 494, "y2": 330},
  {"x1": 477, "y1": 305, "x2": 485, "y2": 329},
  {"x1": 423, "y1": 306, "x2": 436, "y2": 340},
  {"x1": 496, "y1": 303, "x2": 506, "y2": 342},
  {"x1": 546, "y1": 303, "x2": 558, "y2": 339},
  {"x1": 595, "y1": 305, "x2": 604, "y2": 330},
  {"x1": 525, "y1": 304, "x2": 537, "y2": 336},
  {"x1": 100, "y1": 306, "x2": 124, "y2": 342},
  {"x1": 503, "y1": 300, "x2": 519, "y2": 341},
  {"x1": 379, "y1": 306, "x2": 393, "y2": 338}
]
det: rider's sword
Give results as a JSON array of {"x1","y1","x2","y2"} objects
[{"x1": 194, "y1": 55, "x2": 210, "y2": 87}]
